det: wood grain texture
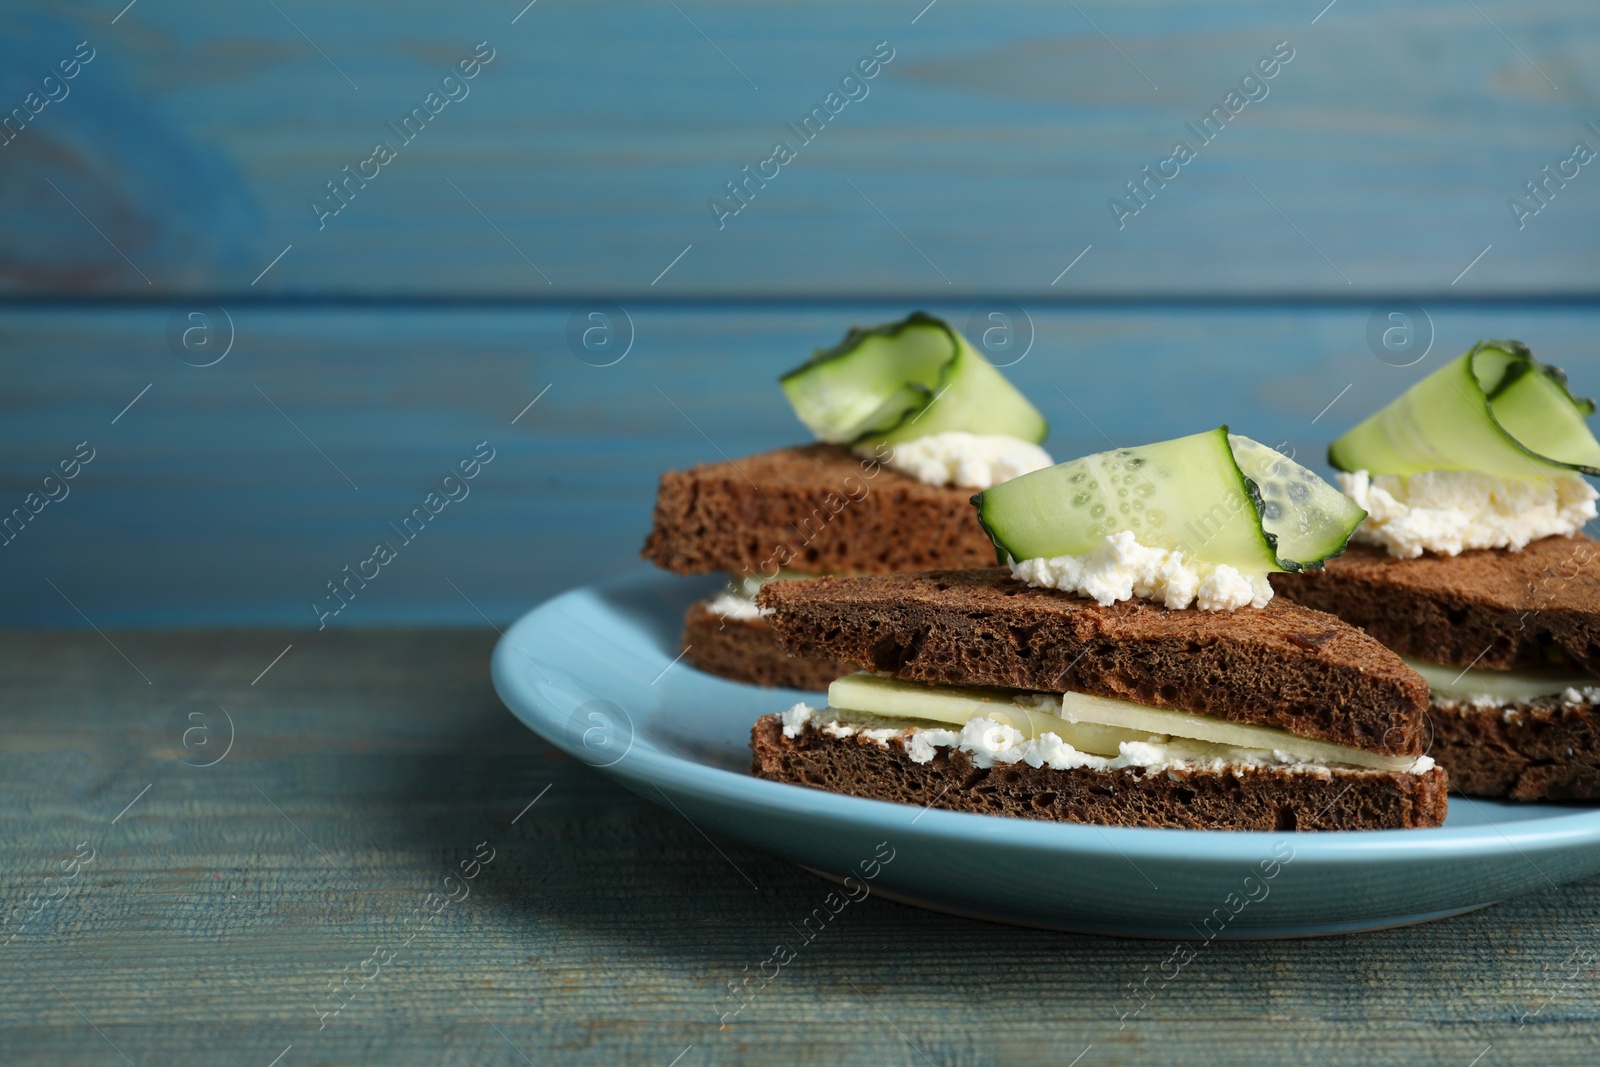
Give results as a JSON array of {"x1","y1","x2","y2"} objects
[
  {"x1": 0, "y1": 628, "x2": 1597, "y2": 1066},
  {"x1": 5, "y1": 1, "x2": 1599, "y2": 297},
  {"x1": 2, "y1": 302, "x2": 1598, "y2": 627}
]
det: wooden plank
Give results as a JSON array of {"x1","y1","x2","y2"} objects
[
  {"x1": 1, "y1": 628, "x2": 1597, "y2": 1065},
  {"x1": 4, "y1": 2, "x2": 1598, "y2": 297},
  {"x1": 1, "y1": 302, "x2": 1598, "y2": 627}
]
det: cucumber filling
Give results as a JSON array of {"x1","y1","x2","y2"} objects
[
  {"x1": 783, "y1": 673, "x2": 1430, "y2": 774},
  {"x1": 1404, "y1": 656, "x2": 1600, "y2": 709}
]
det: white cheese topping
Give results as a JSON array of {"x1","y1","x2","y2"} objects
[
  {"x1": 780, "y1": 702, "x2": 816, "y2": 738},
  {"x1": 904, "y1": 726, "x2": 962, "y2": 763},
  {"x1": 1338, "y1": 468, "x2": 1597, "y2": 559},
  {"x1": 705, "y1": 588, "x2": 769, "y2": 621},
  {"x1": 781, "y1": 704, "x2": 1436, "y2": 776},
  {"x1": 705, "y1": 570, "x2": 805, "y2": 621},
  {"x1": 1009, "y1": 530, "x2": 1273, "y2": 612},
  {"x1": 857, "y1": 432, "x2": 1052, "y2": 489},
  {"x1": 1430, "y1": 688, "x2": 1600, "y2": 723}
]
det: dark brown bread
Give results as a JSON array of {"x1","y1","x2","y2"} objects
[
  {"x1": 681, "y1": 601, "x2": 852, "y2": 690},
  {"x1": 1272, "y1": 535, "x2": 1600, "y2": 674},
  {"x1": 759, "y1": 570, "x2": 1429, "y2": 756},
  {"x1": 641, "y1": 444, "x2": 996, "y2": 576},
  {"x1": 751, "y1": 716, "x2": 1449, "y2": 831},
  {"x1": 1428, "y1": 698, "x2": 1600, "y2": 801}
]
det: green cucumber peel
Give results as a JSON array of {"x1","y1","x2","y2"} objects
[
  {"x1": 972, "y1": 427, "x2": 1366, "y2": 573},
  {"x1": 1328, "y1": 340, "x2": 1600, "y2": 478},
  {"x1": 779, "y1": 312, "x2": 1048, "y2": 446}
]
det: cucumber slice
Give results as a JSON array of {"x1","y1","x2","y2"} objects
[
  {"x1": 779, "y1": 312, "x2": 1048, "y2": 446},
  {"x1": 1057, "y1": 690, "x2": 1414, "y2": 771},
  {"x1": 827, "y1": 671, "x2": 1415, "y2": 771},
  {"x1": 1329, "y1": 340, "x2": 1600, "y2": 478},
  {"x1": 827, "y1": 672, "x2": 1152, "y2": 757},
  {"x1": 1227, "y1": 434, "x2": 1368, "y2": 569},
  {"x1": 972, "y1": 427, "x2": 1363, "y2": 572},
  {"x1": 1402, "y1": 656, "x2": 1599, "y2": 703}
]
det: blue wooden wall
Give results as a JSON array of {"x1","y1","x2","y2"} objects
[{"x1": 3, "y1": 0, "x2": 1599, "y2": 625}]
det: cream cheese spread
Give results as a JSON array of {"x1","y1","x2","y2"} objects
[
  {"x1": 780, "y1": 704, "x2": 1435, "y2": 776},
  {"x1": 705, "y1": 571, "x2": 797, "y2": 620},
  {"x1": 1338, "y1": 468, "x2": 1597, "y2": 559},
  {"x1": 780, "y1": 702, "x2": 817, "y2": 737},
  {"x1": 857, "y1": 432, "x2": 1052, "y2": 489},
  {"x1": 705, "y1": 587, "x2": 769, "y2": 621},
  {"x1": 1008, "y1": 530, "x2": 1273, "y2": 612}
]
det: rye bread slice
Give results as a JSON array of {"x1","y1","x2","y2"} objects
[
  {"x1": 758, "y1": 570, "x2": 1429, "y2": 757},
  {"x1": 641, "y1": 444, "x2": 996, "y2": 576},
  {"x1": 751, "y1": 716, "x2": 1448, "y2": 831},
  {"x1": 681, "y1": 600, "x2": 853, "y2": 690},
  {"x1": 1271, "y1": 535, "x2": 1600, "y2": 674},
  {"x1": 1426, "y1": 697, "x2": 1600, "y2": 801}
]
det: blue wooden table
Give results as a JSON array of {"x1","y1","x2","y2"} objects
[
  {"x1": 6, "y1": 627, "x2": 1600, "y2": 1067},
  {"x1": 4, "y1": 1, "x2": 1600, "y2": 1063}
]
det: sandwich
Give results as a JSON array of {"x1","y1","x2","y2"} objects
[
  {"x1": 643, "y1": 312, "x2": 1052, "y2": 689},
  {"x1": 748, "y1": 428, "x2": 1448, "y2": 830},
  {"x1": 1273, "y1": 341, "x2": 1600, "y2": 801}
]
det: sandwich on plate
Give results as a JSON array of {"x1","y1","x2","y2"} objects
[
  {"x1": 643, "y1": 312, "x2": 1052, "y2": 689},
  {"x1": 1274, "y1": 340, "x2": 1600, "y2": 801},
  {"x1": 749, "y1": 428, "x2": 1448, "y2": 830}
]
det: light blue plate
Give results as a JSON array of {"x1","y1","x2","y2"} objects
[{"x1": 491, "y1": 569, "x2": 1600, "y2": 938}]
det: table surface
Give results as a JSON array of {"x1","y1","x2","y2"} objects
[{"x1": 4, "y1": 627, "x2": 1599, "y2": 1067}]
